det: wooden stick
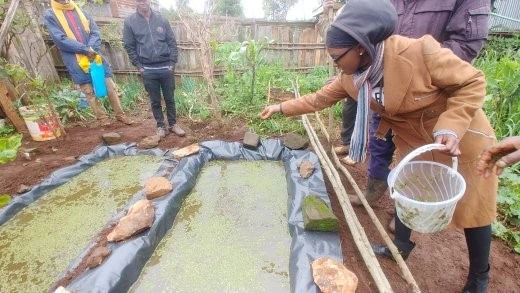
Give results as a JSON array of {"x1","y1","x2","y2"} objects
[
  {"x1": 313, "y1": 112, "x2": 330, "y2": 143},
  {"x1": 302, "y1": 114, "x2": 394, "y2": 293},
  {"x1": 0, "y1": 0, "x2": 20, "y2": 50},
  {"x1": 312, "y1": 115, "x2": 421, "y2": 293}
]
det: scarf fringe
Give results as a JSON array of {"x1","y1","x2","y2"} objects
[{"x1": 349, "y1": 42, "x2": 385, "y2": 162}]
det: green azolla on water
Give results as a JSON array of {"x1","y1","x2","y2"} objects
[
  {"x1": 131, "y1": 160, "x2": 291, "y2": 293},
  {"x1": 0, "y1": 155, "x2": 162, "y2": 293}
]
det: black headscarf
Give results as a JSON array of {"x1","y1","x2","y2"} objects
[
  {"x1": 326, "y1": 26, "x2": 358, "y2": 48},
  {"x1": 330, "y1": 0, "x2": 397, "y2": 59}
]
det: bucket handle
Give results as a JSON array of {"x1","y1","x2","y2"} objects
[{"x1": 389, "y1": 143, "x2": 458, "y2": 197}]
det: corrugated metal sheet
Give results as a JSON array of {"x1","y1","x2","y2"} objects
[{"x1": 490, "y1": 0, "x2": 520, "y2": 32}]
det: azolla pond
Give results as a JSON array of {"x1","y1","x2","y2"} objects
[{"x1": 0, "y1": 141, "x2": 342, "y2": 293}]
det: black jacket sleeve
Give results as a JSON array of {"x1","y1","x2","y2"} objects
[{"x1": 123, "y1": 17, "x2": 142, "y2": 69}]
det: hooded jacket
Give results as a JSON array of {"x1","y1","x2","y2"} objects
[{"x1": 331, "y1": 0, "x2": 397, "y2": 59}]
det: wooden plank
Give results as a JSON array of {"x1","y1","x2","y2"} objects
[{"x1": 0, "y1": 82, "x2": 27, "y2": 133}]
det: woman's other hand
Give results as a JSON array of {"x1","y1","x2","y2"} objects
[
  {"x1": 477, "y1": 136, "x2": 520, "y2": 178},
  {"x1": 259, "y1": 104, "x2": 281, "y2": 119},
  {"x1": 434, "y1": 134, "x2": 461, "y2": 156}
]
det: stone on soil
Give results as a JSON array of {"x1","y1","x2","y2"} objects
[
  {"x1": 85, "y1": 246, "x2": 111, "y2": 269},
  {"x1": 299, "y1": 159, "x2": 315, "y2": 178},
  {"x1": 283, "y1": 133, "x2": 309, "y2": 150},
  {"x1": 145, "y1": 177, "x2": 173, "y2": 200},
  {"x1": 312, "y1": 257, "x2": 358, "y2": 293},
  {"x1": 101, "y1": 132, "x2": 122, "y2": 145},
  {"x1": 172, "y1": 143, "x2": 200, "y2": 159},
  {"x1": 243, "y1": 131, "x2": 260, "y2": 149},
  {"x1": 17, "y1": 184, "x2": 31, "y2": 194},
  {"x1": 302, "y1": 195, "x2": 338, "y2": 232},
  {"x1": 138, "y1": 135, "x2": 160, "y2": 149},
  {"x1": 107, "y1": 199, "x2": 155, "y2": 242}
]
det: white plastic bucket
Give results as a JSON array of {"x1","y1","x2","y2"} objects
[
  {"x1": 19, "y1": 106, "x2": 61, "y2": 141},
  {"x1": 388, "y1": 144, "x2": 466, "y2": 233}
]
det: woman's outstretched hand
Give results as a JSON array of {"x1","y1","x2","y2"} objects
[
  {"x1": 259, "y1": 104, "x2": 281, "y2": 119},
  {"x1": 434, "y1": 134, "x2": 461, "y2": 156},
  {"x1": 477, "y1": 136, "x2": 520, "y2": 178}
]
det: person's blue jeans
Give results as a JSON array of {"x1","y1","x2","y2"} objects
[
  {"x1": 141, "y1": 69, "x2": 176, "y2": 128},
  {"x1": 368, "y1": 112, "x2": 394, "y2": 180}
]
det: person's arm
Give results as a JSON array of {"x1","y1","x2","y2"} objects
[
  {"x1": 422, "y1": 36, "x2": 486, "y2": 155},
  {"x1": 163, "y1": 17, "x2": 178, "y2": 67},
  {"x1": 477, "y1": 136, "x2": 520, "y2": 178},
  {"x1": 441, "y1": 1, "x2": 490, "y2": 62},
  {"x1": 259, "y1": 75, "x2": 350, "y2": 119},
  {"x1": 122, "y1": 18, "x2": 142, "y2": 70},
  {"x1": 85, "y1": 12, "x2": 102, "y2": 52},
  {"x1": 43, "y1": 10, "x2": 91, "y2": 54}
]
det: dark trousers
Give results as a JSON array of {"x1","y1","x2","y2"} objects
[
  {"x1": 368, "y1": 112, "x2": 395, "y2": 180},
  {"x1": 394, "y1": 215, "x2": 491, "y2": 274},
  {"x1": 341, "y1": 97, "x2": 357, "y2": 146},
  {"x1": 141, "y1": 69, "x2": 176, "y2": 128},
  {"x1": 340, "y1": 99, "x2": 395, "y2": 180}
]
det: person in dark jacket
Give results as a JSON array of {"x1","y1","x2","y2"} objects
[
  {"x1": 336, "y1": 0, "x2": 490, "y2": 221},
  {"x1": 44, "y1": 0, "x2": 134, "y2": 127},
  {"x1": 122, "y1": 0, "x2": 184, "y2": 138}
]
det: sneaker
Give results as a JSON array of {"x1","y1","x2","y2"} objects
[
  {"x1": 169, "y1": 124, "x2": 186, "y2": 137},
  {"x1": 157, "y1": 127, "x2": 166, "y2": 138},
  {"x1": 117, "y1": 116, "x2": 134, "y2": 125},
  {"x1": 99, "y1": 118, "x2": 111, "y2": 127},
  {"x1": 340, "y1": 155, "x2": 356, "y2": 165},
  {"x1": 334, "y1": 145, "x2": 350, "y2": 155}
]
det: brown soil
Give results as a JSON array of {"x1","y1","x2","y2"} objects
[{"x1": 1, "y1": 108, "x2": 519, "y2": 293}]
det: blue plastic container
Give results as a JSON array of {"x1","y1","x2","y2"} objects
[{"x1": 90, "y1": 61, "x2": 107, "y2": 98}]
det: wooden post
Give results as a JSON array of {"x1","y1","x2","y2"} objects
[
  {"x1": 0, "y1": 82, "x2": 27, "y2": 133},
  {"x1": 0, "y1": 0, "x2": 21, "y2": 50}
]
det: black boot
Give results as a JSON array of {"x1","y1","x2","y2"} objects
[
  {"x1": 461, "y1": 265, "x2": 490, "y2": 293},
  {"x1": 372, "y1": 239, "x2": 416, "y2": 261}
]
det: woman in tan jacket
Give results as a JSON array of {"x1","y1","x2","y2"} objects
[{"x1": 259, "y1": 0, "x2": 496, "y2": 292}]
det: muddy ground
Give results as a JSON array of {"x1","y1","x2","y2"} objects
[{"x1": 0, "y1": 105, "x2": 519, "y2": 293}]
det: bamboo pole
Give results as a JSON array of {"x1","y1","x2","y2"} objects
[
  {"x1": 312, "y1": 113, "x2": 421, "y2": 293},
  {"x1": 301, "y1": 114, "x2": 394, "y2": 293}
]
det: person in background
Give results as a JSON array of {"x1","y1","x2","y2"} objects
[
  {"x1": 259, "y1": 0, "x2": 496, "y2": 292},
  {"x1": 477, "y1": 136, "x2": 520, "y2": 177},
  {"x1": 44, "y1": 0, "x2": 134, "y2": 127},
  {"x1": 123, "y1": 0, "x2": 185, "y2": 138},
  {"x1": 335, "y1": 0, "x2": 491, "y2": 234}
]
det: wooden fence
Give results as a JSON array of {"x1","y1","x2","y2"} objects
[{"x1": 39, "y1": 17, "x2": 327, "y2": 79}]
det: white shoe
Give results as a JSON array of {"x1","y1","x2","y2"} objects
[{"x1": 157, "y1": 127, "x2": 166, "y2": 138}]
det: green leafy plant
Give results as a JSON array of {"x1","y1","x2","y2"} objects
[
  {"x1": 0, "y1": 124, "x2": 15, "y2": 138},
  {"x1": 494, "y1": 169, "x2": 520, "y2": 253},
  {"x1": 175, "y1": 76, "x2": 211, "y2": 120},
  {"x1": 0, "y1": 134, "x2": 22, "y2": 164},
  {"x1": 0, "y1": 194, "x2": 11, "y2": 208}
]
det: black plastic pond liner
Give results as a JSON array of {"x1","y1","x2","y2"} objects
[
  {"x1": 65, "y1": 139, "x2": 343, "y2": 293},
  {"x1": 0, "y1": 143, "x2": 170, "y2": 227}
]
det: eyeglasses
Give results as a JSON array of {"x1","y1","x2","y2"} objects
[{"x1": 331, "y1": 46, "x2": 355, "y2": 64}]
